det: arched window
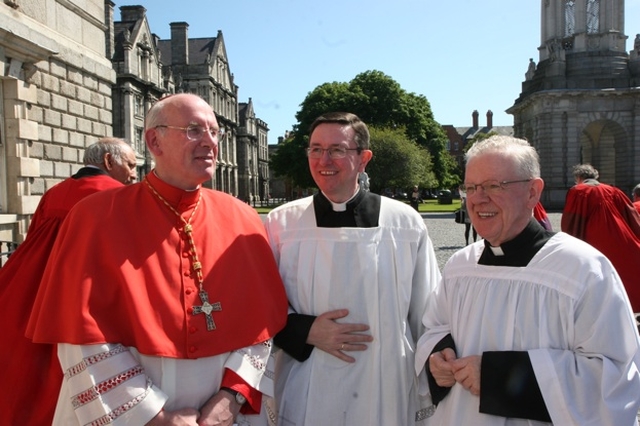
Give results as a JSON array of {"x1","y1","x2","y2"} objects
[{"x1": 586, "y1": 0, "x2": 600, "y2": 34}]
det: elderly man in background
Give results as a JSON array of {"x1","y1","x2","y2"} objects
[
  {"x1": 416, "y1": 135, "x2": 640, "y2": 425},
  {"x1": 0, "y1": 137, "x2": 137, "y2": 426}
]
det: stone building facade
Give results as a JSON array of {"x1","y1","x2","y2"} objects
[
  {"x1": 508, "y1": 0, "x2": 640, "y2": 209},
  {"x1": 0, "y1": 0, "x2": 117, "y2": 253},
  {"x1": 109, "y1": 4, "x2": 166, "y2": 177},
  {"x1": 0, "y1": 1, "x2": 270, "y2": 255},
  {"x1": 444, "y1": 109, "x2": 514, "y2": 172},
  {"x1": 237, "y1": 99, "x2": 269, "y2": 204}
]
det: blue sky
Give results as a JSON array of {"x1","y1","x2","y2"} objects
[{"x1": 112, "y1": 0, "x2": 640, "y2": 141}]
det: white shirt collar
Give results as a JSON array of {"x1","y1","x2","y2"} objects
[
  {"x1": 326, "y1": 190, "x2": 360, "y2": 212},
  {"x1": 489, "y1": 245, "x2": 505, "y2": 256}
]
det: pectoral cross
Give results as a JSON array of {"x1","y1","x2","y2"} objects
[{"x1": 192, "y1": 290, "x2": 222, "y2": 331}]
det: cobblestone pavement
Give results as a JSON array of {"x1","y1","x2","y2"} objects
[{"x1": 423, "y1": 212, "x2": 562, "y2": 270}]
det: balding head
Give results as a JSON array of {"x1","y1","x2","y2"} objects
[{"x1": 84, "y1": 138, "x2": 137, "y2": 184}]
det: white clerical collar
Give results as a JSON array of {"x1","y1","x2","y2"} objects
[
  {"x1": 326, "y1": 190, "x2": 359, "y2": 212},
  {"x1": 489, "y1": 245, "x2": 505, "y2": 256}
]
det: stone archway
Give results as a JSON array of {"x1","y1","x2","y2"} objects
[{"x1": 579, "y1": 119, "x2": 629, "y2": 187}]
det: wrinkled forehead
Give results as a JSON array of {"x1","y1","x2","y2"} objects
[{"x1": 164, "y1": 97, "x2": 217, "y2": 123}]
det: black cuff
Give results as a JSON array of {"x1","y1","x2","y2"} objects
[
  {"x1": 426, "y1": 334, "x2": 456, "y2": 406},
  {"x1": 273, "y1": 313, "x2": 316, "y2": 362},
  {"x1": 480, "y1": 351, "x2": 551, "y2": 422}
]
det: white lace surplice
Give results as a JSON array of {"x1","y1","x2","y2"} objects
[
  {"x1": 266, "y1": 196, "x2": 441, "y2": 426},
  {"x1": 415, "y1": 233, "x2": 640, "y2": 425}
]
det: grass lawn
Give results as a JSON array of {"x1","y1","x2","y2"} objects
[
  {"x1": 416, "y1": 199, "x2": 461, "y2": 212},
  {"x1": 254, "y1": 198, "x2": 461, "y2": 214}
]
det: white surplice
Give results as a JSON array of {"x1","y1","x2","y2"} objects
[
  {"x1": 265, "y1": 196, "x2": 440, "y2": 426},
  {"x1": 415, "y1": 232, "x2": 640, "y2": 425},
  {"x1": 52, "y1": 342, "x2": 275, "y2": 425}
]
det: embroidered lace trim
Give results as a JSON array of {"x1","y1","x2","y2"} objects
[
  {"x1": 65, "y1": 345, "x2": 128, "y2": 379},
  {"x1": 71, "y1": 365, "x2": 145, "y2": 409},
  {"x1": 86, "y1": 377, "x2": 153, "y2": 426},
  {"x1": 239, "y1": 340, "x2": 271, "y2": 374},
  {"x1": 415, "y1": 405, "x2": 436, "y2": 421}
]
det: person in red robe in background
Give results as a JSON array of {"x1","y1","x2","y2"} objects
[
  {"x1": 533, "y1": 200, "x2": 552, "y2": 230},
  {"x1": 561, "y1": 164, "x2": 640, "y2": 312},
  {"x1": 0, "y1": 138, "x2": 137, "y2": 426},
  {"x1": 27, "y1": 94, "x2": 288, "y2": 426},
  {"x1": 633, "y1": 184, "x2": 640, "y2": 215}
]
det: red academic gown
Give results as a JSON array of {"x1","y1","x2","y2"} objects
[
  {"x1": 561, "y1": 181, "x2": 640, "y2": 311},
  {"x1": 634, "y1": 201, "x2": 640, "y2": 216},
  {"x1": 0, "y1": 169, "x2": 122, "y2": 426},
  {"x1": 27, "y1": 172, "x2": 287, "y2": 414},
  {"x1": 533, "y1": 201, "x2": 552, "y2": 230}
]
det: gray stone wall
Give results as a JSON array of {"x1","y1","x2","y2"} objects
[{"x1": 0, "y1": 0, "x2": 115, "y2": 241}]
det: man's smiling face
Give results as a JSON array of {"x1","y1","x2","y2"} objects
[{"x1": 308, "y1": 123, "x2": 372, "y2": 203}]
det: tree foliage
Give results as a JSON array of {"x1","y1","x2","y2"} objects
[
  {"x1": 270, "y1": 70, "x2": 457, "y2": 189},
  {"x1": 367, "y1": 127, "x2": 437, "y2": 193},
  {"x1": 464, "y1": 130, "x2": 499, "y2": 152}
]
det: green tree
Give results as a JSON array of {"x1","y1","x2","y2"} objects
[
  {"x1": 270, "y1": 70, "x2": 454, "y2": 189},
  {"x1": 367, "y1": 127, "x2": 437, "y2": 193}
]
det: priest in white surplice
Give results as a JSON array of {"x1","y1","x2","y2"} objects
[
  {"x1": 415, "y1": 135, "x2": 640, "y2": 425},
  {"x1": 264, "y1": 112, "x2": 441, "y2": 425}
]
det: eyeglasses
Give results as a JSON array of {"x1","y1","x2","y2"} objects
[
  {"x1": 306, "y1": 146, "x2": 361, "y2": 159},
  {"x1": 155, "y1": 125, "x2": 221, "y2": 141},
  {"x1": 459, "y1": 179, "x2": 532, "y2": 196}
]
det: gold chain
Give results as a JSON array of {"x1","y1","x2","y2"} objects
[{"x1": 145, "y1": 178, "x2": 204, "y2": 289}]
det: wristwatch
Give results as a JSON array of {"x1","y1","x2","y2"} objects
[{"x1": 220, "y1": 387, "x2": 247, "y2": 406}]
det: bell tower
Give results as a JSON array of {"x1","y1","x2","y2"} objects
[{"x1": 508, "y1": 0, "x2": 640, "y2": 209}]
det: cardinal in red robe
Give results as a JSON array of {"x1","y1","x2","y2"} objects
[{"x1": 25, "y1": 94, "x2": 287, "y2": 425}]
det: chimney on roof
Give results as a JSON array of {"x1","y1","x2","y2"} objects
[
  {"x1": 472, "y1": 110, "x2": 479, "y2": 128},
  {"x1": 487, "y1": 110, "x2": 493, "y2": 128},
  {"x1": 170, "y1": 22, "x2": 189, "y2": 65},
  {"x1": 120, "y1": 5, "x2": 146, "y2": 22}
]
